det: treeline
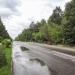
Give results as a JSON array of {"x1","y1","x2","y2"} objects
[
  {"x1": 16, "y1": 0, "x2": 75, "y2": 45},
  {"x1": 0, "y1": 18, "x2": 10, "y2": 42}
]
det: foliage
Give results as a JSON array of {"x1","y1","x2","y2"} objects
[
  {"x1": 0, "y1": 14, "x2": 11, "y2": 75},
  {"x1": 32, "y1": 32, "x2": 43, "y2": 42},
  {"x1": 48, "y1": 23, "x2": 63, "y2": 44},
  {"x1": 0, "y1": 18, "x2": 10, "y2": 42},
  {"x1": 39, "y1": 24, "x2": 49, "y2": 41},
  {"x1": 48, "y1": 7, "x2": 63, "y2": 25},
  {"x1": 1, "y1": 39, "x2": 11, "y2": 48},
  {"x1": 63, "y1": 0, "x2": 75, "y2": 45}
]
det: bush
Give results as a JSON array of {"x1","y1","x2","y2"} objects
[
  {"x1": 1, "y1": 39, "x2": 11, "y2": 48},
  {"x1": 32, "y1": 32, "x2": 43, "y2": 42},
  {"x1": 0, "y1": 45, "x2": 7, "y2": 68},
  {"x1": 48, "y1": 23, "x2": 63, "y2": 44}
]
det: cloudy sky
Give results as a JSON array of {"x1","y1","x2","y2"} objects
[{"x1": 0, "y1": 0, "x2": 71, "y2": 39}]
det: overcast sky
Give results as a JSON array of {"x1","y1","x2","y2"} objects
[{"x1": 0, "y1": 0, "x2": 71, "y2": 39}]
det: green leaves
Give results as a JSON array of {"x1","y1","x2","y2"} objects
[
  {"x1": 50, "y1": 7, "x2": 63, "y2": 25},
  {"x1": 48, "y1": 23, "x2": 63, "y2": 44},
  {"x1": 0, "y1": 18, "x2": 10, "y2": 42},
  {"x1": 64, "y1": 0, "x2": 75, "y2": 45}
]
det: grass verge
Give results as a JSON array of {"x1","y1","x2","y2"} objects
[{"x1": 0, "y1": 48, "x2": 11, "y2": 75}]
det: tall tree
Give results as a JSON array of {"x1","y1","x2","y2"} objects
[
  {"x1": 64, "y1": 0, "x2": 75, "y2": 45},
  {"x1": 49, "y1": 7, "x2": 63, "y2": 25},
  {"x1": 0, "y1": 18, "x2": 10, "y2": 41}
]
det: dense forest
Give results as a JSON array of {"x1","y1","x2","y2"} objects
[{"x1": 15, "y1": 0, "x2": 75, "y2": 45}]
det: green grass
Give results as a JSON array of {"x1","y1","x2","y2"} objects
[{"x1": 0, "y1": 48, "x2": 11, "y2": 75}]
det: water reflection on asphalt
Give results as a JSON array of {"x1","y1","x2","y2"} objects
[{"x1": 15, "y1": 47, "x2": 51, "y2": 75}]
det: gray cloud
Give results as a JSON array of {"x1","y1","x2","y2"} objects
[
  {"x1": 0, "y1": 0, "x2": 19, "y2": 17},
  {"x1": 0, "y1": 0, "x2": 19, "y2": 10}
]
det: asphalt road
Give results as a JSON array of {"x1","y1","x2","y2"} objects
[{"x1": 12, "y1": 41, "x2": 75, "y2": 75}]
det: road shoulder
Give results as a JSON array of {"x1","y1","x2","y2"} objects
[{"x1": 31, "y1": 42, "x2": 75, "y2": 56}]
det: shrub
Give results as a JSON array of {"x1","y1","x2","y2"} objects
[
  {"x1": 32, "y1": 32, "x2": 43, "y2": 42},
  {"x1": 1, "y1": 39, "x2": 11, "y2": 48},
  {"x1": 48, "y1": 23, "x2": 63, "y2": 44}
]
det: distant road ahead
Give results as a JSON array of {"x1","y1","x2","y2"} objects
[{"x1": 12, "y1": 41, "x2": 75, "y2": 75}]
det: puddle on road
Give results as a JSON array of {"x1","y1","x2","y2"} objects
[
  {"x1": 18, "y1": 48, "x2": 52, "y2": 75},
  {"x1": 30, "y1": 58, "x2": 46, "y2": 66},
  {"x1": 21, "y1": 46, "x2": 29, "y2": 51},
  {"x1": 26, "y1": 58, "x2": 51, "y2": 75},
  {"x1": 15, "y1": 46, "x2": 52, "y2": 75}
]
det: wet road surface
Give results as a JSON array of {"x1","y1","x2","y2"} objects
[{"x1": 12, "y1": 41, "x2": 75, "y2": 75}]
